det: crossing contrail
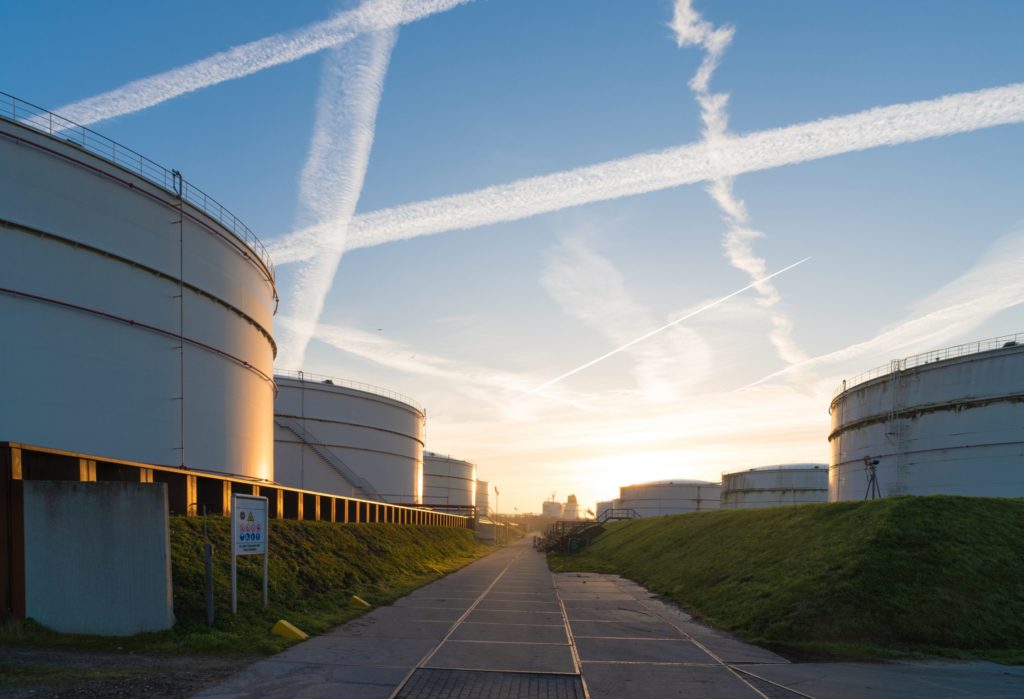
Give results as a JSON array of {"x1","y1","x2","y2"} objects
[
  {"x1": 275, "y1": 18, "x2": 399, "y2": 369},
  {"x1": 672, "y1": 0, "x2": 808, "y2": 367},
  {"x1": 55, "y1": 0, "x2": 471, "y2": 125},
  {"x1": 270, "y1": 82, "x2": 1024, "y2": 263},
  {"x1": 522, "y1": 257, "x2": 811, "y2": 398}
]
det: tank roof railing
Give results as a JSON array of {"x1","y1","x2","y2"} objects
[
  {"x1": 0, "y1": 91, "x2": 274, "y2": 281},
  {"x1": 275, "y1": 369, "x2": 424, "y2": 414},
  {"x1": 833, "y1": 331, "x2": 1024, "y2": 399}
]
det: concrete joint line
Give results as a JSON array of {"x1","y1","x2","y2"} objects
[{"x1": 387, "y1": 549, "x2": 525, "y2": 699}]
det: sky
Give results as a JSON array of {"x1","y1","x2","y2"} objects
[{"x1": 4, "y1": 0, "x2": 1023, "y2": 513}]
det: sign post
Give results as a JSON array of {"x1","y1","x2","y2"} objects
[{"x1": 231, "y1": 494, "x2": 269, "y2": 614}]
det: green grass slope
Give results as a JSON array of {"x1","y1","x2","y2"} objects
[
  {"x1": 4, "y1": 518, "x2": 490, "y2": 655},
  {"x1": 549, "y1": 496, "x2": 1024, "y2": 662}
]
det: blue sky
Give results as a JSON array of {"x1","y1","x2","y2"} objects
[{"x1": 4, "y1": 0, "x2": 1023, "y2": 512}]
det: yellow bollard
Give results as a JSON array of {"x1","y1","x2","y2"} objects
[{"x1": 271, "y1": 619, "x2": 308, "y2": 640}]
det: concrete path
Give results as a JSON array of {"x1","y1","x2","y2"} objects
[{"x1": 197, "y1": 536, "x2": 1024, "y2": 698}]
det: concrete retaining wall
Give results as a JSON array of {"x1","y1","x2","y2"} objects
[{"x1": 23, "y1": 481, "x2": 174, "y2": 635}]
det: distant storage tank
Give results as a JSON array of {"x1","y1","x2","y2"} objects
[
  {"x1": 423, "y1": 452, "x2": 476, "y2": 509},
  {"x1": 274, "y1": 372, "x2": 424, "y2": 503},
  {"x1": 596, "y1": 500, "x2": 619, "y2": 519},
  {"x1": 563, "y1": 494, "x2": 582, "y2": 520},
  {"x1": 542, "y1": 499, "x2": 564, "y2": 518},
  {"x1": 830, "y1": 337, "x2": 1024, "y2": 501},
  {"x1": 476, "y1": 480, "x2": 490, "y2": 517},
  {"x1": 618, "y1": 480, "x2": 721, "y2": 517},
  {"x1": 721, "y1": 464, "x2": 827, "y2": 509},
  {"x1": 0, "y1": 94, "x2": 276, "y2": 480}
]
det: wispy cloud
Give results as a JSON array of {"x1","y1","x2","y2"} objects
[
  {"x1": 270, "y1": 82, "x2": 1024, "y2": 263},
  {"x1": 673, "y1": 0, "x2": 806, "y2": 366},
  {"x1": 275, "y1": 15, "x2": 399, "y2": 369},
  {"x1": 525, "y1": 257, "x2": 810, "y2": 397},
  {"x1": 743, "y1": 225, "x2": 1024, "y2": 389},
  {"x1": 540, "y1": 235, "x2": 695, "y2": 401},
  {"x1": 56, "y1": 0, "x2": 471, "y2": 125},
  {"x1": 278, "y1": 316, "x2": 597, "y2": 414}
]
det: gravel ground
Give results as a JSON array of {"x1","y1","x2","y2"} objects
[{"x1": 0, "y1": 646, "x2": 252, "y2": 698}]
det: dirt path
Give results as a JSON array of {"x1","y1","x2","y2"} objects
[{"x1": 0, "y1": 646, "x2": 253, "y2": 698}]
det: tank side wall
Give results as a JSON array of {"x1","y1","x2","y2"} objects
[{"x1": 1, "y1": 133, "x2": 274, "y2": 479}]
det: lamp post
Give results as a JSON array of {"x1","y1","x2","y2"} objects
[{"x1": 494, "y1": 485, "x2": 500, "y2": 545}]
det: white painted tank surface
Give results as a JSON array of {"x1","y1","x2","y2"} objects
[
  {"x1": 476, "y1": 480, "x2": 490, "y2": 517},
  {"x1": 618, "y1": 480, "x2": 721, "y2": 517},
  {"x1": 829, "y1": 336, "x2": 1024, "y2": 501},
  {"x1": 423, "y1": 452, "x2": 476, "y2": 509},
  {"x1": 721, "y1": 464, "x2": 827, "y2": 509},
  {"x1": 542, "y1": 500, "x2": 564, "y2": 518},
  {"x1": 596, "y1": 500, "x2": 618, "y2": 519},
  {"x1": 0, "y1": 94, "x2": 276, "y2": 480},
  {"x1": 273, "y1": 372, "x2": 425, "y2": 503}
]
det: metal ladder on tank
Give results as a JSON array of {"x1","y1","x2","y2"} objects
[{"x1": 274, "y1": 417, "x2": 382, "y2": 501}]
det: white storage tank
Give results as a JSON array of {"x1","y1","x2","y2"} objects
[
  {"x1": 476, "y1": 479, "x2": 490, "y2": 518},
  {"x1": 423, "y1": 452, "x2": 476, "y2": 509},
  {"x1": 829, "y1": 336, "x2": 1024, "y2": 501},
  {"x1": 596, "y1": 499, "x2": 619, "y2": 519},
  {"x1": 542, "y1": 499, "x2": 564, "y2": 518},
  {"x1": 274, "y1": 372, "x2": 424, "y2": 503},
  {"x1": 721, "y1": 464, "x2": 827, "y2": 509},
  {"x1": 618, "y1": 480, "x2": 721, "y2": 517},
  {"x1": 0, "y1": 94, "x2": 276, "y2": 480}
]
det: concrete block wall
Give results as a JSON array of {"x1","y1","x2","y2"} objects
[{"x1": 23, "y1": 481, "x2": 174, "y2": 636}]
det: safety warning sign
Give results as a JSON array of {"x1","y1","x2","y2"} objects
[{"x1": 231, "y1": 495, "x2": 267, "y2": 556}]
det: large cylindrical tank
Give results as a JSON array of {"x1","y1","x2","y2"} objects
[
  {"x1": 618, "y1": 480, "x2": 721, "y2": 517},
  {"x1": 721, "y1": 464, "x2": 827, "y2": 509},
  {"x1": 422, "y1": 452, "x2": 476, "y2": 509},
  {"x1": 0, "y1": 95, "x2": 276, "y2": 480},
  {"x1": 273, "y1": 373, "x2": 424, "y2": 503},
  {"x1": 542, "y1": 500, "x2": 564, "y2": 518},
  {"x1": 476, "y1": 480, "x2": 490, "y2": 517},
  {"x1": 829, "y1": 338, "x2": 1024, "y2": 501}
]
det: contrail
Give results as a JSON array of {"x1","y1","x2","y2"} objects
[
  {"x1": 740, "y1": 226, "x2": 1024, "y2": 391},
  {"x1": 275, "y1": 17, "x2": 399, "y2": 368},
  {"x1": 55, "y1": 0, "x2": 471, "y2": 125},
  {"x1": 270, "y1": 82, "x2": 1024, "y2": 263},
  {"x1": 672, "y1": 0, "x2": 807, "y2": 367},
  {"x1": 522, "y1": 257, "x2": 811, "y2": 398}
]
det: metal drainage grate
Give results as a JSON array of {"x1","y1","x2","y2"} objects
[
  {"x1": 734, "y1": 670, "x2": 812, "y2": 699},
  {"x1": 398, "y1": 668, "x2": 585, "y2": 699}
]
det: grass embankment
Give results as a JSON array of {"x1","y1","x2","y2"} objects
[
  {"x1": 549, "y1": 496, "x2": 1024, "y2": 662},
  {"x1": 2, "y1": 518, "x2": 490, "y2": 655}
]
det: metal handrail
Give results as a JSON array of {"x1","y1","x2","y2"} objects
[
  {"x1": 0, "y1": 91, "x2": 275, "y2": 280},
  {"x1": 275, "y1": 369, "x2": 424, "y2": 414},
  {"x1": 833, "y1": 332, "x2": 1024, "y2": 398}
]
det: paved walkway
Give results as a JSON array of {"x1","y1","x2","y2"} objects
[{"x1": 198, "y1": 536, "x2": 1024, "y2": 698}]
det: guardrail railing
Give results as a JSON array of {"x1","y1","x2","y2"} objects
[
  {"x1": 0, "y1": 91, "x2": 275, "y2": 280},
  {"x1": 275, "y1": 369, "x2": 424, "y2": 414},
  {"x1": 833, "y1": 332, "x2": 1024, "y2": 398}
]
